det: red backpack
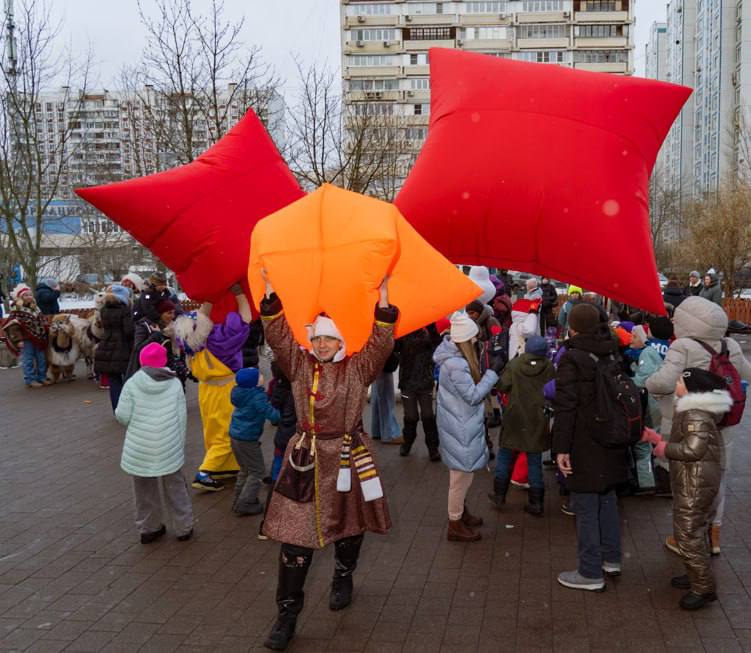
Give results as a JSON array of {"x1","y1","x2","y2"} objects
[{"x1": 692, "y1": 338, "x2": 746, "y2": 427}]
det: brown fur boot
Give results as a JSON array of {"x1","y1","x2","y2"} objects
[{"x1": 447, "y1": 518, "x2": 481, "y2": 542}]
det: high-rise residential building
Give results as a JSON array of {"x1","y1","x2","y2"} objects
[
  {"x1": 645, "y1": 22, "x2": 668, "y2": 81},
  {"x1": 655, "y1": 0, "x2": 751, "y2": 205},
  {"x1": 339, "y1": 0, "x2": 635, "y2": 186}
]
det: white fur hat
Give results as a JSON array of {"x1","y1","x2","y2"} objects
[
  {"x1": 450, "y1": 311, "x2": 479, "y2": 344},
  {"x1": 631, "y1": 325, "x2": 647, "y2": 344},
  {"x1": 121, "y1": 273, "x2": 145, "y2": 292},
  {"x1": 468, "y1": 266, "x2": 495, "y2": 304},
  {"x1": 11, "y1": 284, "x2": 32, "y2": 301},
  {"x1": 306, "y1": 315, "x2": 346, "y2": 362}
]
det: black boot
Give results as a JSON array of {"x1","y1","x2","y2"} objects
[
  {"x1": 488, "y1": 477, "x2": 509, "y2": 509},
  {"x1": 264, "y1": 545, "x2": 313, "y2": 651},
  {"x1": 423, "y1": 416, "x2": 441, "y2": 461},
  {"x1": 523, "y1": 487, "x2": 545, "y2": 517},
  {"x1": 485, "y1": 427, "x2": 496, "y2": 460},
  {"x1": 400, "y1": 418, "x2": 418, "y2": 457},
  {"x1": 679, "y1": 591, "x2": 718, "y2": 611},
  {"x1": 330, "y1": 534, "x2": 363, "y2": 611}
]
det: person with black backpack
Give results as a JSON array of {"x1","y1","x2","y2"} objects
[
  {"x1": 552, "y1": 303, "x2": 634, "y2": 592},
  {"x1": 646, "y1": 296, "x2": 751, "y2": 556}
]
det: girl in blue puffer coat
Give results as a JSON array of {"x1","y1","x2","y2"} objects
[
  {"x1": 434, "y1": 312, "x2": 503, "y2": 543},
  {"x1": 229, "y1": 367, "x2": 280, "y2": 515}
]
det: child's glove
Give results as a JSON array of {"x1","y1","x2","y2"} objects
[
  {"x1": 641, "y1": 427, "x2": 661, "y2": 445},
  {"x1": 653, "y1": 441, "x2": 667, "y2": 459}
]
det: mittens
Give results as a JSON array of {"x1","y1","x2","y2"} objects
[
  {"x1": 641, "y1": 427, "x2": 662, "y2": 445},
  {"x1": 653, "y1": 441, "x2": 667, "y2": 459}
]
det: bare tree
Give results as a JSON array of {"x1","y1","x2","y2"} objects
[
  {"x1": 649, "y1": 168, "x2": 683, "y2": 272},
  {"x1": 0, "y1": 0, "x2": 90, "y2": 288},
  {"x1": 128, "y1": 0, "x2": 278, "y2": 170},
  {"x1": 285, "y1": 60, "x2": 411, "y2": 196}
]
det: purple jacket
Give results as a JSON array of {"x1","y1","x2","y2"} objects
[
  {"x1": 207, "y1": 311, "x2": 249, "y2": 372},
  {"x1": 543, "y1": 344, "x2": 568, "y2": 402}
]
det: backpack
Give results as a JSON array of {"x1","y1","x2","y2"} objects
[
  {"x1": 691, "y1": 338, "x2": 746, "y2": 427},
  {"x1": 588, "y1": 353, "x2": 643, "y2": 448}
]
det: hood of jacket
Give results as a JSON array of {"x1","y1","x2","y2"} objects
[
  {"x1": 705, "y1": 272, "x2": 719, "y2": 287},
  {"x1": 567, "y1": 324, "x2": 618, "y2": 357},
  {"x1": 135, "y1": 366, "x2": 176, "y2": 388},
  {"x1": 515, "y1": 353, "x2": 551, "y2": 378},
  {"x1": 231, "y1": 384, "x2": 266, "y2": 407},
  {"x1": 675, "y1": 390, "x2": 732, "y2": 415},
  {"x1": 433, "y1": 336, "x2": 463, "y2": 366},
  {"x1": 672, "y1": 296, "x2": 728, "y2": 340}
]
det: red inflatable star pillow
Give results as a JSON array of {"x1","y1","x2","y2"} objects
[
  {"x1": 248, "y1": 184, "x2": 480, "y2": 354},
  {"x1": 395, "y1": 49, "x2": 692, "y2": 315},
  {"x1": 76, "y1": 110, "x2": 304, "y2": 320}
]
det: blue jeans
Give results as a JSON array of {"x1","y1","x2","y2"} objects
[
  {"x1": 495, "y1": 448, "x2": 543, "y2": 489},
  {"x1": 571, "y1": 490, "x2": 621, "y2": 579},
  {"x1": 22, "y1": 341, "x2": 47, "y2": 384},
  {"x1": 109, "y1": 373, "x2": 124, "y2": 411},
  {"x1": 370, "y1": 372, "x2": 401, "y2": 441}
]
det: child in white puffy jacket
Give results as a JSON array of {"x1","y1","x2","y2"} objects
[{"x1": 116, "y1": 342, "x2": 194, "y2": 544}]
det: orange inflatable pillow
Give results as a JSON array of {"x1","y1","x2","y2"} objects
[{"x1": 248, "y1": 184, "x2": 480, "y2": 353}]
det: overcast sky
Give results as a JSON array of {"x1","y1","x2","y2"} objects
[{"x1": 51, "y1": 0, "x2": 667, "y2": 94}]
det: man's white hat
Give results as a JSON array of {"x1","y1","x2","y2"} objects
[{"x1": 306, "y1": 315, "x2": 347, "y2": 362}]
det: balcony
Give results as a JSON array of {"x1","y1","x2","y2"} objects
[
  {"x1": 459, "y1": 13, "x2": 512, "y2": 26},
  {"x1": 575, "y1": 11, "x2": 629, "y2": 23},
  {"x1": 517, "y1": 38, "x2": 570, "y2": 49},
  {"x1": 404, "y1": 64, "x2": 431, "y2": 76},
  {"x1": 405, "y1": 114, "x2": 430, "y2": 126},
  {"x1": 343, "y1": 40, "x2": 402, "y2": 54},
  {"x1": 516, "y1": 11, "x2": 571, "y2": 23},
  {"x1": 402, "y1": 89, "x2": 430, "y2": 102},
  {"x1": 402, "y1": 14, "x2": 456, "y2": 26},
  {"x1": 347, "y1": 90, "x2": 401, "y2": 102},
  {"x1": 574, "y1": 37, "x2": 628, "y2": 48},
  {"x1": 345, "y1": 66, "x2": 400, "y2": 78},
  {"x1": 344, "y1": 15, "x2": 399, "y2": 28},
  {"x1": 574, "y1": 61, "x2": 629, "y2": 73},
  {"x1": 404, "y1": 39, "x2": 455, "y2": 51},
  {"x1": 460, "y1": 38, "x2": 513, "y2": 51}
]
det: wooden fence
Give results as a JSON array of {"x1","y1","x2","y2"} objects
[{"x1": 725, "y1": 299, "x2": 751, "y2": 323}]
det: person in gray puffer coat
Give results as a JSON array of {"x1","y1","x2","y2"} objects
[
  {"x1": 646, "y1": 296, "x2": 751, "y2": 554},
  {"x1": 699, "y1": 273, "x2": 723, "y2": 306},
  {"x1": 434, "y1": 312, "x2": 503, "y2": 543}
]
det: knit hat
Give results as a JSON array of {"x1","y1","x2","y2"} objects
[
  {"x1": 568, "y1": 303, "x2": 600, "y2": 334},
  {"x1": 689, "y1": 270, "x2": 701, "y2": 280},
  {"x1": 41, "y1": 277, "x2": 59, "y2": 289},
  {"x1": 525, "y1": 335, "x2": 548, "y2": 357},
  {"x1": 450, "y1": 312, "x2": 479, "y2": 344},
  {"x1": 110, "y1": 284, "x2": 131, "y2": 306},
  {"x1": 466, "y1": 300, "x2": 485, "y2": 314},
  {"x1": 648, "y1": 316, "x2": 674, "y2": 341},
  {"x1": 157, "y1": 299, "x2": 176, "y2": 314},
  {"x1": 12, "y1": 284, "x2": 32, "y2": 300},
  {"x1": 306, "y1": 315, "x2": 346, "y2": 362},
  {"x1": 121, "y1": 273, "x2": 145, "y2": 292},
  {"x1": 139, "y1": 342, "x2": 167, "y2": 368},
  {"x1": 681, "y1": 368, "x2": 727, "y2": 394},
  {"x1": 567, "y1": 285, "x2": 583, "y2": 297},
  {"x1": 149, "y1": 273, "x2": 167, "y2": 287},
  {"x1": 236, "y1": 367, "x2": 260, "y2": 389},
  {"x1": 435, "y1": 317, "x2": 451, "y2": 336},
  {"x1": 468, "y1": 265, "x2": 496, "y2": 303},
  {"x1": 631, "y1": 325, "x2": 648, "y2": 346}
]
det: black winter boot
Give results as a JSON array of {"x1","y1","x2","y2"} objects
[
  {"x1": 330, "y1": 534, "x2": 364, "y2": 611},
  {"x1": 423, "y1": 416, "x2": 441, "y2": 461},
  {"x1": 400, "y1": 419, "x2": 418, "y2": 457},
  {"x1": 523, "y1": 487, "x2": 545, "y2": 517},
  {"x1": 488, "y1": 478, "x2": 509, "y2": 509},
  {"x1": 264, "y1": 545, "x2": 313, "y2": 651}
]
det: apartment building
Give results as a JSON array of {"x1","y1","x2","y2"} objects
[{"x1": 340, "y1": 0, "x2": 634, "y2": 180}]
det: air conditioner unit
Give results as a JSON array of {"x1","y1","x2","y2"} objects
[
  {"x1": 405, "y1": 15, "x2": 412, "y2": 22},
  {"x1": 563, "y1": 11, "x2": 570, "y2": 18},
  {"x1": 356, "y1": 40, "x2": 365, "y2": 47},
  {"x1": 383, "y1": 40, "x2": 391, "y2": 47},
  {"x1": 457, "y1": 38, "x2": 464, "y2": 46},
  {"x1": 357, "y1": 15, "x2": 366, "y2": 23},
  {"x1": 407, "y1": 90, "x2": 415, "y2": 97}
]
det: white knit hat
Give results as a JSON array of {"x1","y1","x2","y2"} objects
[
  {"x1": 468, "y1": 265, "x2": 495, "y2": 304},
  {"x1": 450, "y1": 311, "x2": 479, "y2": 344},
  {"x1": 121, "y1": 273, "x2": 145, "y2": 292},
  {"x1": 631, "y1": 324, "x2": 647, "y2": 345},
  {"x1": 306, "y1": 315, "x2": 347, "y2": 362}
]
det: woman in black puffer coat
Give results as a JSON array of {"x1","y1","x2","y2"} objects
[{"x1": 94, "y1": 285, "x2": 134, "y2": 410}]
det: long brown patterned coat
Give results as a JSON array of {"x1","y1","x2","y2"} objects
[{"x1": 260, "y1": 294, "x2": 397, "y2": 548}]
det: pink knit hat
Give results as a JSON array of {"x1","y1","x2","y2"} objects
[{"x1": 139, "y1": 342, "x2": 167, "y2": 368}]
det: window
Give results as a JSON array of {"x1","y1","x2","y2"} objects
[
  {"x1": 413, "y1": 104, "x2": 429, "y2": 115},
  {"x1": 348, "y1": 54, "x2": 399, "y2": 66},
  {"x1": 349, "y1": 3, "x2": 394, "y2": 15},
  {"x1": 352, "y1": 102, "x2": 395, "y2": 116},
  {"x1": 522, "y1": 0, "x2": 566, "y2": 10},
  {"x1": 352, "y1": 28, "x2": 397, "y2": 41},
  {"x1": 581, "y1": 0, "x2": 618, "y2": 10},
  {"x1": 410, "y1": 77, "x2": 430, "y2": 89},
  {"x1": 350, "y1": 79, "x2": 399, "y2": 91},
  {"x1": 573, "y1": 49, "x2": 628, "y2": 62},
  {"x1": 405, "y1": 2, "x2": 440, "y2": 14},
  {"x1": 406, "y1": 26, "x2": 453, "y2": 40},
  {"x1": 517, "y1": 24, "x2": 567, "y2": 39},
  {"x1": 576, "y1": 24, "x2": 621, "y2": 38},
  {"x1": 406, "y1": 127, "x2": 427, "y2": 140},
  {"x1": 464, "y1": 1, "x2": 506, "y2": 12},
  {"x1": 408, "y1": 53, "x2": 429, "y2": 65},
  {"x1": 513, "y1": 50, "x2": 567, "y2": 63},
  {"x1": 463, "y1": 26, "x2": 508, "y2": 40}
]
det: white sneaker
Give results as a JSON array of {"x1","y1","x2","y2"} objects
[
  {"x1": 602, "y1": 562, "x2": 621, "y2": 577},
  {"x1": 510, "y1": 480, "x2": 530, "y2": 489}
]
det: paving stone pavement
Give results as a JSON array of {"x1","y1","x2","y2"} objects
[{"x1": 0, "y1": 361, "x2": 750, "y2": 652}]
